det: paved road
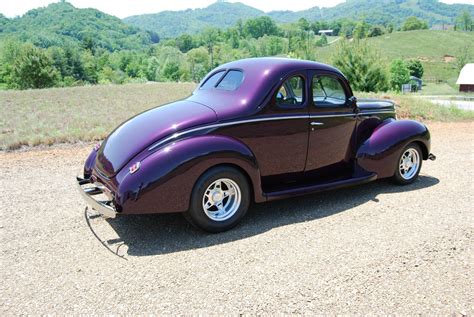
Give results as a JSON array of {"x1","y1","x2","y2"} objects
[
  {"x1": 1, "y1": 122, "x2": 473, "y2": 314},
  {"x1": 430, "y1": 99, "x2": 474, "y2": 111}
]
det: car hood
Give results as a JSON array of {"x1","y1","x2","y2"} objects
[
  {"x1": 357, "y1": 99, "x2": 395, "y2": 112},
  {"x1": 95, "y1": 100, "x2": 217, "y2": 177}
]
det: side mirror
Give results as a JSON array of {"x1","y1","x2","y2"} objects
[{"x1": 348, "y1": 96, "x2": 358, "y2": 112}]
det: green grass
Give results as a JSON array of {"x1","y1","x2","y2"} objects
[
  {"x1": 0, "y1": 83, "x2": 196, "y2": 150},
  {"x1": 357, "y1": 91, "x2": 474, "y2": 122},
  {"x1": 316, "y1": 30, "x2": 474, "y2": 85},
  {"x1": 1, "y1": 83, "x2": 472, "y2": 150}
]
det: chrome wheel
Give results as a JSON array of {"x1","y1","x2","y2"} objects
[
  {"x1": 202, "y1": 178, "x2": 241, "y2": 222},
  {"x1": 399, "y1": 148, "x2": 420, "y2": 180}
]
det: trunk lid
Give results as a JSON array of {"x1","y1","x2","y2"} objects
[{"x1": 95, "y1": 100, "x2": 217, "y2": 177}]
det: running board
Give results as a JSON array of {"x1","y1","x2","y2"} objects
[{"x1": 265, "y1": 173, "x2": 378, "y2": 201}]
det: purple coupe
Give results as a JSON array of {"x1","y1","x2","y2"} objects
[{"x1": 77, "y1": 58, "x2": 436, "y2": 232}]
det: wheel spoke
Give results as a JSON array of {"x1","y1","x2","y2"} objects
[{"x1": 202, "y1": 178, "x2": 242, "y2": 222}]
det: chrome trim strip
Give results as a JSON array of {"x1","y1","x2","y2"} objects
[
  {"x1": 148, "y1": 111, "x2": 395, "y2": 151},
  {"x1": 148, "y1": 115, "x2": 308, "y2": 151},
  {"x1": 358, "y1": 110, "x2": 395, "y2": 115}
]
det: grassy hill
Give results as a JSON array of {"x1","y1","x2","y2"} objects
[
  {"x1": 124, "y1": 0, "x2": 474, "y2": 38},
  {"x1": 1, "y1": 82, "x2": 471, "y2": 150},
  {"x1": 314, "y1": 30, "x2": 474, "y2": 87},
  {"x1": 0, "y1": 2, "x2": 159, "y2": 51}
]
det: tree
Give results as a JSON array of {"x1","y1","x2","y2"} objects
[
  {"x1": 176, "y1": 34, "x2": 194, "y2": 53},
  {"x1": 243, "y1": 16, "x2": 280, "y2": 39},
  {"x1": 332, "y1": 39, "x2": 389, "y2": 92},
  {"x1": 368, "y1": 25, "x2": 385, "y2": 37},
  {"x1": 353, "y1": 21, "x2": 370, "y2": 39},
  {"x1": 316, "y1": 33, "x2": 328, "y2": 47},
  {"x1": 297, "y1": 18, "x2": 310, "y2": 31},
  {"x1": 389, "y1": 59, "x2": 410, "y2": 91},
  {"x1": 186, "y1": 47, "x2": 210, "y2": 82},
  {"x1": 406, "y1": 60, "x2": 424, "y2": 78},
  {"x1": 9, "y1": 44, "x2": 59, "y2": 89},
  {"x1": 456, "y1": 10, "x2": 473, "y2": 31},
  {"x1": 455, "y1": 44, "x2": 473, "y2": 71},
  {"x1": 402, "y1": 16, "x2": 428, "y2": 31},
  {"x1": 201, "y1": 28, "x2": 219, "y2": 69}
]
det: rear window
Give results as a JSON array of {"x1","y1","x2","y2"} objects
[
  {"x1": 200, "y1": 71, "x2": 225, "y2": 90},
  {"x1": 216, "y1": 70, "x2": 244, "y2": 91}
]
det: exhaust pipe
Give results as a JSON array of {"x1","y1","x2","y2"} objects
[{"x1": 428, "y1": 153, "x2": 436, "y2": 161}]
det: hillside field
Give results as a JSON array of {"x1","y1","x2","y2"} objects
[
  {"x1": 1, "y1": 82, "x2": 472, "y2": 151},
  {"x1": 314, "y1": 30, "x2": 474, "y2": 91}
]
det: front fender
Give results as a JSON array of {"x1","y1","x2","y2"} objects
[
  {"x1": 356, "y1": 119, "x2": 431, "y2": 178},
  {"x1": 115, "y1": 135, "x2": 263, "y2": 214}
]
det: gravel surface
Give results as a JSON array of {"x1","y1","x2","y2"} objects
[{"x1": 1, "y1": 122, "x2": 473, "y2": 314}]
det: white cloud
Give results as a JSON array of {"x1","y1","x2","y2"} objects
[{"x1": 1, "y1": 0, "x2": 473, "y2": 19}]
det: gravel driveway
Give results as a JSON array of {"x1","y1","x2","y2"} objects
[{"x1": 1, "y1": 122, "x2": 473, "y2": 314}]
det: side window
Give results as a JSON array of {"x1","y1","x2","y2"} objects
[
  {"x1": 200, "y1": 71, "x2": 225, "y2": 90},
  {"x1": 313, "y1": 75, "x2": 347, "y2": 107},
  {"x1": 216, "y1": 70, "x2": 244, "y2": 91},
  {"x1": 276, "y1": 75, "x2": 305, "y2": 107}
]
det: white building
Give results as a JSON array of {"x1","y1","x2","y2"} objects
[{"x1": 456, "y1": 63, "x2": 474, "y2": 93}]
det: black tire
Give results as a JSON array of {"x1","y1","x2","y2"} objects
[
  {"x1": 392, "y1": 142, "x2": 423, "y2": 185},
  {"x1": 185, "y1": 166, "x2": 250, "y2": 233}
]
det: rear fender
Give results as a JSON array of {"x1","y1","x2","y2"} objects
[
  {"x1": 115, "y1": 135, "x2": 263, "y2": 214},
  {"x1": 356, "y1": 119, "x2": 431, "y2": 178}
]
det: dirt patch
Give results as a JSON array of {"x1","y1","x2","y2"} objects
[{"x1": 443, "y1": 54, "x2": 455, "y2": 63}]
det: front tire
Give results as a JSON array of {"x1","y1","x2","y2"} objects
[
  {"x1": 392, "y1": 143, "x2": 422, "y2": 185},
  {"x1": 185, "y1": 166, "x2": 250, "y2": 233}
]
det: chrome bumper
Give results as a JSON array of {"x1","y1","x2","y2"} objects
[{"x1": 76, "y1": 176, "x2": 117, "y2": 218}]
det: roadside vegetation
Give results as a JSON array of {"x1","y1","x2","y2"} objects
[
  {"x1": 1, "y1": 2, "x2": 472, "y2": 92},
  {"x1": 1, "y1": 83, "x2": 472, "y2": 151}
]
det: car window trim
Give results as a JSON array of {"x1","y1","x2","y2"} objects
[
  {"x1": 215, "y1": 68, "x2": 245, "y2": 91},
  {"x1": 312, "y1": 74, "x2": 348, "y2": 108},
  {"x1": 274, "y1": 72, "x2": 308, "y2": 110}
]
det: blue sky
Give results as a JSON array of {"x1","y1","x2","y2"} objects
[{"x1": 1, "y1": 0, "x2": 473, "y2": 18}]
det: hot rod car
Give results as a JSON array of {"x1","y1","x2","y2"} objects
[{"x1": 77, "y1": 58, "x2": 435, "y2": 232}]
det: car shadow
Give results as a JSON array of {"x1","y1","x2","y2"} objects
[{"x1": 105, "y1": 175, "x2": 439, "y2": 257}]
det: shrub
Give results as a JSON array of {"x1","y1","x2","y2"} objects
[
  {"x1": 402, "y1": 16, "x2": 428, "y2": 31},
  {"x1": 406, "y1": 60, "x2": 424, "y2": 78},
  {"x1": 332, "y1": 39, "x2": 389, "y2": 92},
  {"x1": 389, "y1": 59, "x2": 410, "y2": 91}
]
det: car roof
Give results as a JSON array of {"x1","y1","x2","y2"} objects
[
  {"x1": 218, "y1": 57, "x2": 343, "y2": 77},
  {"x1": 188, "y1": 58, "x2": 346, "y2": 120}
]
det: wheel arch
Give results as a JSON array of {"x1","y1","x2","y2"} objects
[
  {"x1": 116, "y1": 134, "x2": 264, "y2": 215},
  {"x1": 195, "y1": 163, "x2": 256, "y2": 204},
  {"x1": 356, "y1": 119, "x2": 431, "y2": 178}
]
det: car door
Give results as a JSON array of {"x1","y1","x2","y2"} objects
[
  {"x1": 305, "y1": 71, "x2": 357, "y2": 181},
  {"x1": 247, "y1": 72, "x2": 310, "y2": 190}
]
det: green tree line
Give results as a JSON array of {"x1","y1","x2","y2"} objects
[{"x1": 2, "y1": 11, "x2": 472, "y2": 91}]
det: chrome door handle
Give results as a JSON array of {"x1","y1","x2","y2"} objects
[{"x1": 310, "y1": 122, "x2": 324, "y2": 126}]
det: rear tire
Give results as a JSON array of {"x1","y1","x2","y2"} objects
[
  {"x1": 392, "y1": 143, "x2": 422, "y2": 185},
  {"x1": 185, "y1": 166, "x2": 250, "y2": 233}
]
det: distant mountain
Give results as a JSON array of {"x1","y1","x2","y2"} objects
[
  {"x1": 124, "y1": 2, "x2": 264, "y2": 38},
  {"x1": 124, "y1": 0, "x2": 474, "y2": 38},
  {"x1": 268, "y1": 0, "x2": 474, "y2": 25},
  {"x1": 0, "y1": 2, "x2": 159, "y2": 51}
]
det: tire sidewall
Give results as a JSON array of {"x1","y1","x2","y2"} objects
[
  {"x1": 393, "y1": 143, "x2": 423, "y2": 185},
  {"x1": 187, "y1": 167, "x2": 250, "y2": 233}
]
